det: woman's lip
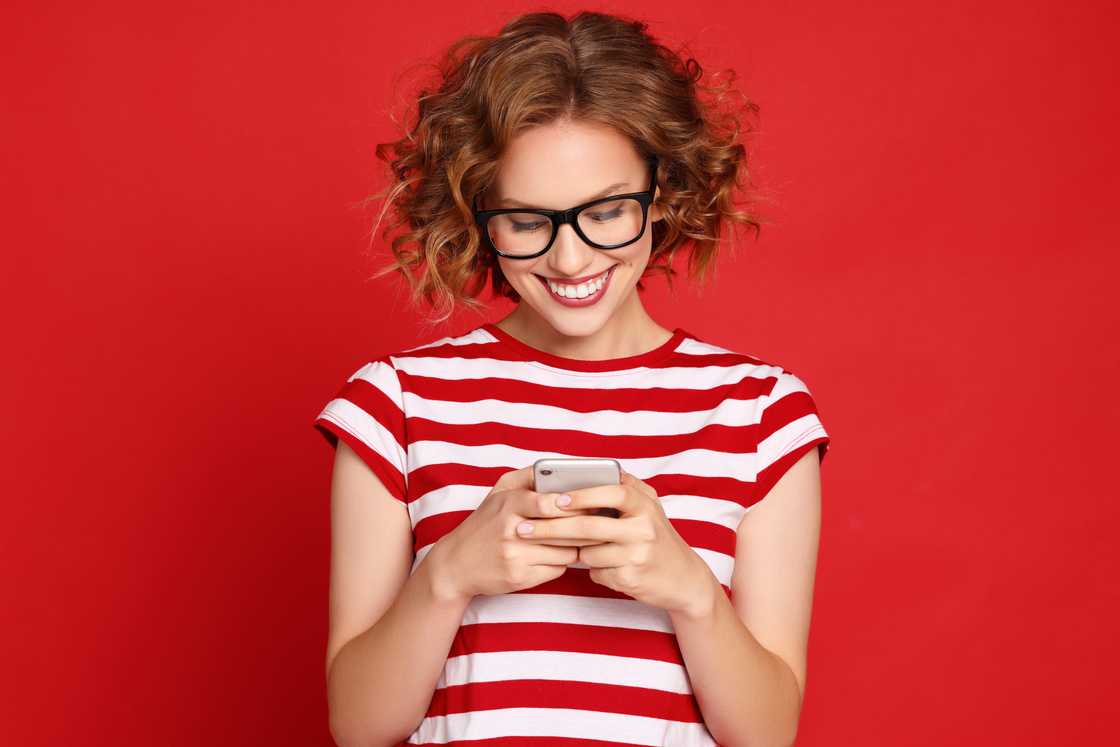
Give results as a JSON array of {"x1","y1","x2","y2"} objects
[
  {"x1": 536, "y1": 264, "x2": 615, "y2": 306},
  {"x1": 535, "y1": 267, "x2": 615, "y2": 285}
]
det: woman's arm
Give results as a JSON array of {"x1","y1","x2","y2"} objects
[
  {"x1": 325, "y1": 441, "x2": 470, "y2": 747},
  {"x1": 669, "y1": 447, "x2": 822, "y2": 747}
]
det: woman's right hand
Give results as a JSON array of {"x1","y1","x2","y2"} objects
[{"x1": 430, "y1": 465, "x2": 596, "y2": 602}]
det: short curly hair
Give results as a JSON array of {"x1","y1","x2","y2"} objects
[{"x1": 360, "y1": 10, "x2": 768, "y2": 328}]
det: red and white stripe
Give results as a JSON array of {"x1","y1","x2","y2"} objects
[{"x1": 314, "y1": 323, "x2": 830, "y2": 745}]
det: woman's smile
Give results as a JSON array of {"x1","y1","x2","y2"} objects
[{"x1": 534, "y1": 265, "x2": 617, "y2": 307}]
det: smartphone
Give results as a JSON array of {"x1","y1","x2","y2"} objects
[{"x1": 533, "y1": 457, "x2": 622, "y2": 518}]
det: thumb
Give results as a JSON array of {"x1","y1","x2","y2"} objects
[{"x1": 496, "y1": 464, "x2": 535, "y2": 491}]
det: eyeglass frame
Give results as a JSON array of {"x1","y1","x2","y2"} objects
[{"x1": 472, "y1": 154, "x2": 660, "y2": 260}]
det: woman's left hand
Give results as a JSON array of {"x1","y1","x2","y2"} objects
[{"x1": 517, "y1": 469, "x2": 718, "y2": 617}]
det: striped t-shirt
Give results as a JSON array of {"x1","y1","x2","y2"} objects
[{"x1": 313, "y1": 322, "x2": 831, "y2": 746}]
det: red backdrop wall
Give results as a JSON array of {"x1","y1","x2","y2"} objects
[{"x1": 4, "y1": 0, "x2": 1115, "y2": 744}]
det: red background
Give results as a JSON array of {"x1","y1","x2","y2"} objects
[{"x1": 4, "y1": 1, "x2": 1116, "y2": 744}]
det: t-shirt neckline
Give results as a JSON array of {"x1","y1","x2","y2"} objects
[{"x1": 482, "y1": 322, "x2": 688, "y2": 372}]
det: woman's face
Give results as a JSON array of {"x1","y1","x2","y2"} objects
[{"x1": 482, "y1": 119, "x2": 663, "y2": 339}]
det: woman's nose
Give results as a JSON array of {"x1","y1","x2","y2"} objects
[{"x1": 545, "y1": 223, "x2": 600, "y2": 271}]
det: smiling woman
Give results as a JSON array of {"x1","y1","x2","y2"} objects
[
  {"x1": 315, "y1": 8, "x2": 831, "y2": 747},
  {"x1": 363, "y1": 16, "x2": 762, "y2": 341},
  {"x1": 474, "y1": 140, "x2": 660, "y2": 318}
]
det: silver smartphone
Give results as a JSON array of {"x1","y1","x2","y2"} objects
[{"x1": 533, "y1": 457, "x2": 622, "y2": 518}]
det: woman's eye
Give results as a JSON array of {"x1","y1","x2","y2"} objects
[
  {"x1": 512, "y1": 220, "x2": 548, "y2": 232},
  {"x1": 587, "y1": 207, "x2": 623, "y2": 222}
]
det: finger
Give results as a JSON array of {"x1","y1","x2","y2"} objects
[
  {"x1": 494, "y1": 465, "x2": 536, "y2": 491},
  {"x1": 523, "y1": 543, "x2": 581, "y2": 566},
  {"x1": 620, "y1": 470, "x2": 657, "y2": 500},
  {"x1": 559, "y1": 482, "x2": 633, "y2": 516},
  {"x1": 518, "y1": 536, "x2": 607, "y2": 547},
  {"x1": 516, "y1": 514, "x2": 630, "y2": 543},
  {"x1": 512, "y1": 488, "x2": 598, "y2": 520},
  {"x1": 576, "y1": 541, "x2": 627, "y2": 568}
]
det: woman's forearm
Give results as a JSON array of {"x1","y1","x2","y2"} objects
[
  {"x1": 327, "y1": 542, "x2": 469, "y2": 747},
  {"x1": 669, "y1": 574, "x2": 802, "y2": 747}
]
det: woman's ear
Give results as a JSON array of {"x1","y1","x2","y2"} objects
[{"x1": 651, "y1": 188, "x2": 665, "y2": 223}]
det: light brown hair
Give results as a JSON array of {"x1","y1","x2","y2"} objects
[{"x1": 361, "y1": 10, "x2": 767, "y2": 328}]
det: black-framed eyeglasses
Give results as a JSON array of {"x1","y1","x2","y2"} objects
[{"x1": 472, "y1": 154, "x2": 659, "y2": 260}]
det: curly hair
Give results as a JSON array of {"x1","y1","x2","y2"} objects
[{"x1": 359, "y1": 10, "x2": 768, "y2": 328}]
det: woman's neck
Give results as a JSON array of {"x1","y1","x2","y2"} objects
[{"x1": 494, "y1": 300, "x2": 673, "y2": 361}]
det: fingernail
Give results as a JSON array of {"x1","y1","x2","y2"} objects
[
  {"x1": 517, "y1": 521, "x2": 534, "y2": 534},
  {"x1": 556, "y1": 494, "x2": 572, "y2": 507}
]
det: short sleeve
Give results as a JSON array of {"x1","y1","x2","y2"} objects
[
  {"x1": 751, "y1": 369, "x2": 831, "y2": 505},
  {"x1": 313, "y1": 357, "x2": 409, "y2": 504}
]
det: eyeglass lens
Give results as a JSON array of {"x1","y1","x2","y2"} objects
[{"x1": 485, "y1": 197, "x2": 645, "y2": 257}]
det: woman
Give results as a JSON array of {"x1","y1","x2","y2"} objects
[{"x1": 314, "y1": 10, "x2": 830, "y2": 746}]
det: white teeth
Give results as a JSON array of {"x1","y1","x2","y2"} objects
[{"x1": 547, "y1": 268, "x2": 609, "y2": 299}]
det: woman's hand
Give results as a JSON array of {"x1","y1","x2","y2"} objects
[
  {"x1": 429, "y1": 465, "x2": 602, "y2": 604},
  {"x1": 515, "y1": 470, "x2": 718, "y2": 617}
]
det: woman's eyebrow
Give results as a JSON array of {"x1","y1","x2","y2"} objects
[{"x1": 497, "y1": 180, "x2": 630, "y2": 209}]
